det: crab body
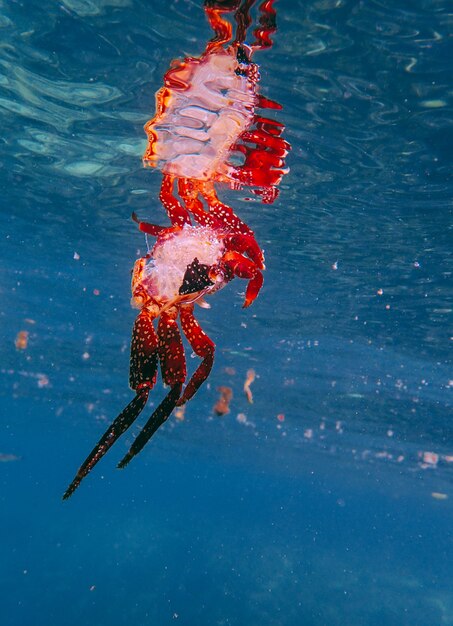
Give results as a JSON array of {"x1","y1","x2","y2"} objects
[{"x1": 133, "y1": 225, "x2": 227, "y2": 308}]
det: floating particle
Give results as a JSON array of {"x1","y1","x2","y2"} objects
[
  {"x1": 375, "y1": 450, "x2": 392, "y2": 459},
  {"x1": 15, "y1": 330, "x2": 29, "y2": 350},
  {"x1": 82, "y1": 352, "x2": 90, "y2": 360},
  {"x1": 236, "y1": 413, "x2": 247, "y2": 424},
  {"x1": 93, "y1": 289, "x2": 100, "y2": 296},
  {"x1": 422, "y1": 451, "x2": 439, "y2": 466},
  {"x1": 214, "y1": 386, "x2": 233, "y2": 416},
  {"x1": 89, "y1": 585, "x2": 96, "y2": 592},
  {"x1": 277, "y1": 413, "x2": 285, "y2": 422},
  {"x1": 431, "y1": 492, "x2": 448, "y2": 500},
  {"x1": 174, "y1": 405, "x2": 186, "y2": 421},
  {"x1": 223, "y1": 367, "x2": 236, "y2": 376},
  {"x1": 377, "y1": 288, "x2": 383, "y2": 296},
  {"x1": 331, "y1": 261, "x2": 338, "y2": 270},
  {"x1": 37, "y1": 374, "x2": 50, "y2": 388},
  {"x1": 243, "y1": 369, "x2": 256, "y2": 404},
  {"x1": 304, "y1": 428, "x2": 313, "y2": 439},
  {"x1": 73, "y1": 252, "x2": 80, "y2": 260},
  {"x1": 421, "y1": 99, "x2": 447, "y2": 108},
  {"x1": 0, "y1": 453, "x2": 20, "y2": 463}
]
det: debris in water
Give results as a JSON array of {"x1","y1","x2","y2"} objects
[
  {"x1": 174, "y1": 405, "x2": 186, "y2": 421},
  {"x1": 243, "y1": 368, "x2": 256, "y2": 404},
  {"x1": 15, "y1": 330, "x2": 29, "y2": 350},
  {"x1": 214, "y1": 386, "x2": 233, "y2": 416},
  {"x1": 0, "y1": 453, "x2": 21, "y2": 463},
  {"x1": 431, "y1": 492, "x2": 448, "y2": 500}
]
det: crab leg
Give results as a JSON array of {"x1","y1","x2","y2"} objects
[
  {"x1": 233, "y1": 0, "x2": 257, "y2": 45},
  {"x1": 204, "y1": 1, "x2": 240, "y2": 51},
  {"x1": 256, "y1": 94, "x2": 281, "y2": 110},
  {"x1": 199, "y1": 182, "x2": 254, "y2": 236},
  {"x1": 117, "y1": 310, "x2": 186, "y2": 468},
  {"x1": 222, "y1": 250, "x2": 264, "y2": 307},
  {"x1": 252, "y1": 0, "x2": 277, "y2": 50},
  {"x1": 240, "y1": 129, "x2": 291, "y2": 155},
  {"x1": 177, "y1": 179, "x2": 214, "y2": 227},
  {"x1": 160, "y1": 175, "x2": 192, "y2": 227},
  {"x1": 177, "y1": 304, "x2": 215, "y2": 406},
  {"x1": 131, "y1": 212, "x2": 167, "y2": 237},
  {"x1": 62, "y1": 310, "x2": 159, "y2": 499},
  {"x1": 178, "y1": 178, "x2": 227, "y2": 231}
]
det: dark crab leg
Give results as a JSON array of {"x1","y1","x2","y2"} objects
[
  {"x1": 233, "y1": 0, "x2": 257, "y2": 45},
  {"x1": 62, "y1": 392, "x2": 150, "y2": 499},
  {"x1": 117, "y1": 384, "x2": 182, "y2": 469},
  {"x1": 117, "y1": 310, "x2": 186, "y2": 468},
  {"x1": 252, "y1": 0, "x2": 277, "y2": 50},
  {"x1": 177, "y1": 304, "x2": 215, "y2": 406},
  {"x1": 62, "y1": 310, "x2": 159, "y2": 499}
]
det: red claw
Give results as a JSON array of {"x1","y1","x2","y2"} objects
[
  {"x1": 222, "y1": 250, "x2": 264, "y2": 307},
  {"x1": 223, "y1": 233, "x2": 265, "y2": 270}
]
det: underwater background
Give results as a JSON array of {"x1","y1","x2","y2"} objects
[{"x1": 1, "y1": 0, "x2": 452, "y2": 624}]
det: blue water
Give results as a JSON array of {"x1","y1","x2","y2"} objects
[{"x1": 1, "y1": 1, "x2": 452, "y2": 624}]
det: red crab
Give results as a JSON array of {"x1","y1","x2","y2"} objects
[{"x1": 63, "y1": 215, "x2": 264, "y2": 498}]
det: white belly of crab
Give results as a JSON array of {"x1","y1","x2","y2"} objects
[{"x1": 142, "y1": 226, "x2": 225, "y2": 302}]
